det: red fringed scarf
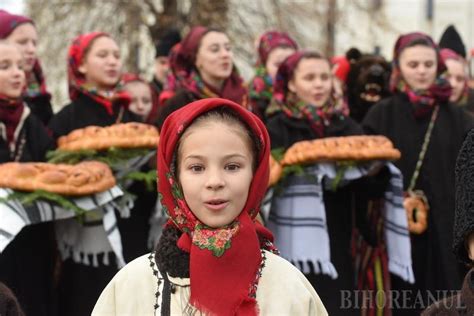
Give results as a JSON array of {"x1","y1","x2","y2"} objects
[
  {"x1": 67, "y1": 32, "x2": 130, "y2": 115},
  {"x1": 157, "y1": 98, "x2": 276, "y2": 315},
  {"x1": 0, "y1": 95, "x2": 24, "y2": 145}
]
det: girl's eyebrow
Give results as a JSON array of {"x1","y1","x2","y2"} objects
[{"x1": 183, "y1": 153, "x2": 247, "y2": 160}]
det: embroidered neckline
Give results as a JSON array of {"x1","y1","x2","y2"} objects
[
  {"x1": 148, "y1": 252, "x2": 163, "y2": 314},
  {"x1": 249, "y1": 249, "x2": 267, "y2": 299},
  {"x1": 149, "y1": 250, "x2": 268, "y2": 313}
]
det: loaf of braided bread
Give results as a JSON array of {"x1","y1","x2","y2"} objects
[
  {"x1": 57, "y1": 122, "x2": 159, "y2": 151},
  {"x1": 281, "y1": 135, "x2": 401, "y2": 165},
  {"x1": 0, "y1": 161, "x2": 116, "y2": 196}
]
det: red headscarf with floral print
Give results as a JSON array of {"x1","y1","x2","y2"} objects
[
  {"x1": 157, "y1": 97, "x2": 275, "y2": 315},
  {"x1": 248, "y1": 31, "x2": 298, "y2": 118},
  {"x1": 67, "y1": 32, "x2": 130, "y2": 115},
  {"x1": 165, "y1": 26, "x2": 248, "y2": 107}
]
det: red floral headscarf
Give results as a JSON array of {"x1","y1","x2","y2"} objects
[
  {"x1": 390, "y1": 32, "x2": 451, "y2": 118},
  {"x1": 256, "y1": 31, "x2": 298, "y2": 67},
  {"x1": 0, "y1": 10, "x2": 51, "y2": 104},
  {"x1": 440, "y1": 48, "x2": 469, "y2": 105},
  {"x1": 67, "y1": 32, "x2": 130, "y2": 115},
  {"x1": 267, "y1": 51, "x2": 349, "y2": 138},
  {"x1": 157, "y1": 97, "x2": 275, "y2": 315},
  {"x1": 249, "y1": 31, "x2": 298, "y2": 118},
  {"x1": 165, "y1": 26, "x2": 248, "y2": 107},
  {"x1": 121, "y1": 73, "x2": 158, "y2": 124}
]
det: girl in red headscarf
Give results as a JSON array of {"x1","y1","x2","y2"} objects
[
  {"x1": 0, "y1": 10, "x2": 53, "y2": 126},
  {"x1": 266, "y1": 51, "x2": 358, "y2": 146},
  {"x1": 363, "y1": 32, "x2": 474, "y2": 315},
  {"x1": 266, "y1": 51, "x2": 396, "y2": 315},
  {"x1": 0, "y1": 42, "x2": 56, "y2": 316},
  {"x1": 122, "y1": 73, "x2": 159, "y2": 123},
  {"x1": 248, "y1": 31, "x2": 297, "y2": 121},
  {"x1": 48, "y1": 32, "x2": 138, "y2": 139},
  {"x1": 156, "y1": 26, "x2": 248, "y2": 129},
  {"x1": 48, "y1": 32, "x2": 147, "y2": 316},
  {"x1": 93, "y1": 97, "x2": 327, "y2": 316}
]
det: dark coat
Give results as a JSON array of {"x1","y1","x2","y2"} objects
[
  {"x1": 362, "y1": 93, "x2": 474, "y2": 293},
  {"x1": 422, "y1": 268, "x2": 474, "y2": 316},
  {"x1": 0, "y1": 282, "x2": 24, "y2": 316},
  {"x1": 0, "y1": 112, "x2": 56, "y2": 316},
  {"x1": 48, "y1": 91, "x2": 154, "y2": 316},
  {"x1": 0, "y1": 113, "x2": 54, "y2": 162},
  {"x1": 266, "y1": 112, "x2": 363, "y2": 150},
  {"x1": 48, "y1": 92, "x2": 138, "y2": 139},
  {"x1": 24, "y1": 94, "x2": 54, "y2": 126},
  {"x1": 453, "y1": 128, "x2": 474, "y2": 264}
]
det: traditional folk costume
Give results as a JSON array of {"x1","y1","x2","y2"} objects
[
  {"x1": 363, "y1": 33, "x2": 474, "y2": 315},
  {"x1": 93, "y1": 98, "x2": 327, "y2": 315},
  {"x1": 0, "y1": 94, "x2": 56, "y2": 316},
  {"x1": 156, "y1": 26, "x2": 248, "y2": 129},
  {"x1": 248, "y1": 31, "x2": 297, "y2": 122},
  {"x1": 266, "y1": 51, "x2": 414, "y2": 315},
  {"x1": 48, "y1": 32, "x2": 153, "y2": 316}
]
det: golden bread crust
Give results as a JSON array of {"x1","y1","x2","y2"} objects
[
  {"x1": 57, "y1": 123, "x2": 159, "y2": 151},
  {"x1": 0, "y1": 161, "x2": 116, "y2": 196}
]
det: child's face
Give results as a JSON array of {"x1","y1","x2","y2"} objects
[
  {"x1": 445, "y1": 58, "x2": 467, "y2": 103},
  {"x1": 288, "y1": 57, "x2": 332, "y2": 108},
  {"x1": 78, "y1": 36, "x2": 122, "y2": 91},
  {"x1": 178, "y1": 121, "x2": 254, "y2": 228},
  {"x1": 265, "y1": 46, "x2": 295, "y2": 81},
  {"x1": 195, "y1": 32, "x2": 233, "y2": 83},
  {"x1": 124, "y1": 81, "x2": 153, "y2": 120},
  {"x1": 0, "y1": 44, "x2": 25, "y2": 98},
  {"x1": 6, "y1": 23, "x2": 37, "y2": 72},
  {"x1": 399, "y1": 45, "x2": 437, "y2": 91}
]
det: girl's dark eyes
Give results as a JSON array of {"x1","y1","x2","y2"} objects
[
  {"x1": 320, "y1": 74, "x2": 330, "y2": 81},
  {"x1": 225, "y1": 164, "x2": 240, "y2": 171},
  {"x1": 187, "y1": 164, "x2": 241, "y2": 172},
  {"x1": 190, "y1": 165, "x2": 204, "y2": 172}
]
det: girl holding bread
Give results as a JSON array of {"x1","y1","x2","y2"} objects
[
  {"x1": 266, "y1": 51, "x2": 391, "y2": 315},
  {"x1": 0, "y1": 41, "x2": 56, "y2": 316},
  {"x1": 48, "y1": 32, "x2": 154, "y2": 316}
]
